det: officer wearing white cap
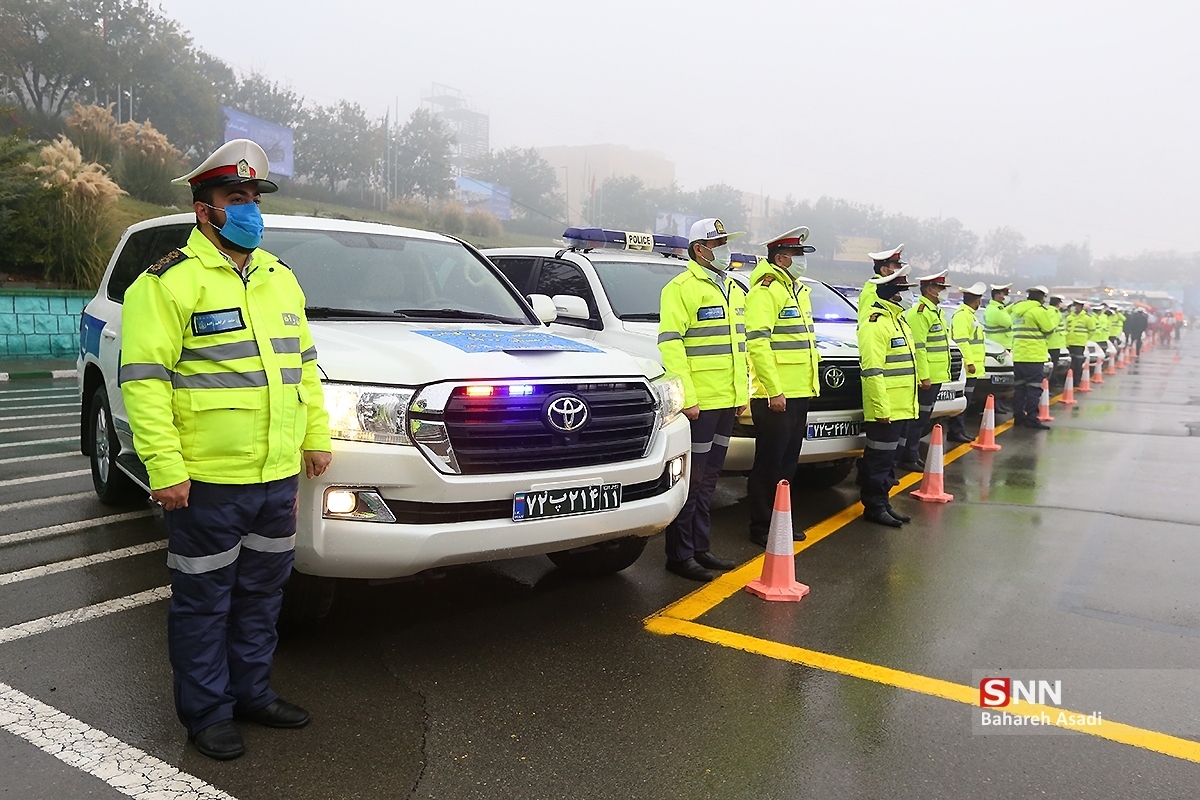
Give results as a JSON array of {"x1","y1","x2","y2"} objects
[
  {"x1": 856, "y1": 265, "x2": 919, "y2": 527},
  {"x1": 1046, "y1": 294, "x2": 1067, "y2": 368},
  {"x1": 859, "y1": 244, "x2": 906, "y2": 324},
  {"x1": 1009, "y1": 285, "x2": 1056, "y2": 428},
  {"x1": 120, "y1": 139, "x2": 331, "y2": 759},
  {"x1": 897, "y1": 269, "x2": 952, "y2": 471},
  {"x1": 947, "y1": 282, "x2": 987, "y2": 443},
  {"x1": 1064, "y1": 298, "x2": 1092, "y2": 381},
  {"x1": 657, "y1": 218, "x2": 748, "y2": 581},
  {"x1": 983, "y1": 283, "x2": 1014, "y2": 415},
  {"x1": 744, "y1": 227, "x2": 820, "y2": 547}
]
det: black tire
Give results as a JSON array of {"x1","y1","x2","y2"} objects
[
  {"x1": 793, "y1": 458, "x2": 856, "y2": 490},
  {"x1": 277, "y1": 570, "x2": 337, "y2": 634},
  {"x1": 89, "y1": 388, "x2": 146, "y2": 507},
  {"x1": 547, "y1": 535, "x2": 648, "y2": 578}
]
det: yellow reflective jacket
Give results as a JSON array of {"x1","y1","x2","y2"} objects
[
  {"x1": 951, "y1": 304, "x2": 985, "y2": 377},
  {"x1": 857, "y1": 278, "x2": 879, "y2": 325},
  {"x1": 1009, "y1": 298, "x2": 1056, "y2": 363},
  {"x1": 658, "y1": 260, "x2": 749, "y2": 410},
  {"x1": 120, "y1": 228, "x2": 331, "y2": 490},
  {"x1": 1046, "y1": 306, "x2": 1066, "y2": 350},
  {"x1": 904, "y1": 295, "x2": 952, "y2": 384},
  {"x1": 744, "y1": 260, "x2": 821, "y2": 399},
  {"x1": 1065, "y1": 311, "x2": 1093, "y2": 346},
  {"x1": 984, "y1": 300, "x2": 1013, "y2": 349},
  {"x1": 857, "y1": 298, "x2": 919, "y2": 422},
  {"x1": 1110, "y1": 312, "x2": 1125, "y2": 338}
]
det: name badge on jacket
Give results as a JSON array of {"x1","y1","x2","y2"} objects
[
  {"x1": 779, "y1": 306, "x2": 800, "y2": 319},
  {"x1": 890, "y1": 337, "x2": 907, "y2": 348},
  {"x1": 192, "y1": 308, "x2": 246, "y2": 337},
  {"x1": 697, "y1": 306, "x2": 725, "y2": 321}
]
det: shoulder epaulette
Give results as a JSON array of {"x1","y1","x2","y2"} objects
[
  {"x1": 145, "y1": 249, "x2": 187, "y2": 276},
  {"x1": 758, "y1": 275, "x2": 775, "y2": 287},
  {"x1": 916, "y1": 304, "x2": 926, "y2": 313},
  {"x1": 275, "y1": 258, "x2": 291, "y2": 270},
  {"x1": 869, "y1": 312, "x2": 882, "y2": 322}
]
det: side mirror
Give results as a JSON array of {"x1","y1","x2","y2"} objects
[
  {"x1": 552, "y1": 294, "x2": 590, "y2": 321},
  {"x1": 527, "y1": 294, "x2": 558, "y2": 324}
]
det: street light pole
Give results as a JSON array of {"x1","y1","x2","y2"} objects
[{"x1": 558, "y1": 165, "x2": 569, "y2": 226}]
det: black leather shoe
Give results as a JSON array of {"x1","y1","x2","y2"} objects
[
  {"x1": 864, "y1": 509, "x2": 903, "y2": 528},
  {"x1": 1025, "y1": 420, "x2": 1051, "y2": 430},
  {"x1": 694, "y1": 551, "x2": 736, "y2": 571},
  {"x1": 236, "y1": 698, "x2": 310, "y2": 729},
  {"x1": 666, "y1": 558, "x2": 715, "y2": 582},
  {"x1": 947, "y1": 433, "x2": 975, "y2": 444},
  {"x1": 190, "y1": 720, "x2": 244, "y2": 760},
  {"x1": 749, "y1": 532, "x2": 768, "y2": 547},
  {"x1": 886, "y1": 506, "x2": 911, "y2": 523},
  {"x1": 897, "y1": 460, "x2": 925, "y2": 473}
]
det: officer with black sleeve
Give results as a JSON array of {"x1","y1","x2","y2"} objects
[{"x1": 121, "y1": 140, "x2": 332, "y2": 760}]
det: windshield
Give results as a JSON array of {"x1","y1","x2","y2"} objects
[
  {"x1": 591, "y1": 259, "x2": 687, "y2": 320},
  {"x1": 261, "y1": 229, "x2": 530, "y2": 323},
  {"x1": 805, "y1": 280, "x2": 858, "y2": 322}
]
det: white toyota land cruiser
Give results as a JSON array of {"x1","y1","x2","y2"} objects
[{"x1": 78, "y1": 214, "x2": 690, "y2": 626}]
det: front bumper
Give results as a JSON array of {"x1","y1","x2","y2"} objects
[
  {"x1": 725, "y1": 408, "x2": 866, "y2": 472},
  {"x1": 295, "y1": 415, "x2": 691, "y2": 579}
]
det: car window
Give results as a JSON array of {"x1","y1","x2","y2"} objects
[
  {"x1": 489, "y1": 257, "x2": 537, "y2": 293},
  {"x1": 534, "y1": 259, "x2": 601, "y2": 328},
  {"x1": 105, "y1": 225, "x2": 192, "y2": 303},
  {"x1": 804, "y1": 280, "x2": 858, "y2": 322},
  {"x1": 262, "y1": 229, "x2": 530, "y2": 321},
  {"x1": 589, "y1": 259, "x2": 687, "y2": 321}
]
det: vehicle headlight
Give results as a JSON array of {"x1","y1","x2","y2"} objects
[
  {"x1": 324, "y1": 383, "x2": 415, "y2": 445},
  {"x1": 653, "y1": 373, "x2": 686, "y2": 429}
]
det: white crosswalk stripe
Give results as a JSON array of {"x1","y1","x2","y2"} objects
[
  {"x1": 0, "y1": 541, "x2": 166, "y2": 586},
  {"x1": 0, "y1": 510, "x2": 155, "y2": 547}
]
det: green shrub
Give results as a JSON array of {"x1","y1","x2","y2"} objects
[
  {"x1": 465, "y1": 211, "x2": 502, "y2": 239},
  {"x1": 112, "y1": 120, "x2": 182, "y2": 206}
]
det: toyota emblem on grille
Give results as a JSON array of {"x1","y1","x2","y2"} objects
[
  {"x1": 545, "y1": 394, "x2": 589, "y2": 432},
  {"x1": 824, "y1": 367, "x2": 846, "y2": 389}
]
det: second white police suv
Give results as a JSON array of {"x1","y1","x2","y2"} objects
[{"x1": 79, "y1": 214, "x2": 691, "y2": 626}]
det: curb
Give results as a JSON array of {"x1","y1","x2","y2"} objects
[{"x1": 0, "y1": 369, "x2": 77, "y2": 381}]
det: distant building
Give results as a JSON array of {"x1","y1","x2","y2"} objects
[
  {"x1": 536, "y1": 144, "x2": 675, "y2": 226},
  {"x1": 422, "y1": 84, "x2": 488, "y2": 175}
]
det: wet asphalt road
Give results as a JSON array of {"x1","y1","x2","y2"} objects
[{"x1": 2, "y1": 336, "x2": 1199, "y2": 799}]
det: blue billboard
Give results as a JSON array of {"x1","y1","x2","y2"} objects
[
  {"x1": 456, "y1": 177, "x2": 511, "y2": 221},
  {"x1": 222, "y1": 107, "x2": 294, "y2": 178}
]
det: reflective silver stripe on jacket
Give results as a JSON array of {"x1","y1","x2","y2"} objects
[
  {"x1": 301, "y1": 346, "x2": 318, "y2": 362},
  {"x1": 166, "y1": 542, "x2": 241, "y2": 574},
  {"x1": 745, "y1": 329, "x2": 772, "y2": 340},
  {"x1": 280, "y1": 368, "x2": 303, "y2": 385},
  {"x1": 119, "y1": 363, "x2": 173, "y2": 384},
  {"x1": 713, "y1": 434, "x2": 731, "y2": 447},
  {"x1": 178, "y1": 341, "x2": 261, "y2": 363},
  {"x1": 172, "y1": 370, "x2": 269, "y2": 389},
  {"x1": 860, "y1": 367, "x2": 884, "y2": 377},
  {"x1": 770, "y1": 340, "x2": 812, "y2": 350},
  {"x1": 737, "y1": 342, "x2": 747, "y2": 352},
  {"x1": 926, "y1": 345, "x2": 950, "y2": 353},
  {"x1": 657, "y1": 331, "x2": 683, "y2": 344},
  {"x1": 242, "y1": 533, "x2": 297, "y2": 553},
  {"x1": 686, "y1": 344, "x2": 734, "y2": 357},
  {"x1": 684, "y1": 324, "x2": 731, "y2": 338},
  {"x1": 885, "y1": 354, "x2": 914, "y2": 363},
  {"x1": 881, "y1": 367, "x2": 917, "y2": 377},
  {"x1": 772, "y1": 324, "x2": 811, "y2": 335},
  {"x1": 692, "y1": 440, "x2": 713, "y2": 454},
  {"x1": 735, "y1": 324, "x2": 746, "y2": 334},
  {"x1": 271, "y1": 337, "x2": 302, "y2": 354}
]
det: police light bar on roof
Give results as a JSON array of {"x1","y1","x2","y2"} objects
[
  {"x1": 729, "y1": 253, "x2": 760, "y2": 268},
  {"x1": 563, "y1": 227, "x2": 688, "y2": 256}
]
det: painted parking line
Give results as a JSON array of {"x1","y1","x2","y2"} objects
[
  {"x1": 0, "y1": 386, "x2": 77, "y2": 395},
  {"x1": 0, "y1": 412, "x2": 76, "y2": 423},
  {"x1": 0, "y1": 423, "x2": 75, "y2": 434},
  {"x1": 645, "y1": 617, "x2": 1200, "y2": 765},
  {"x1": 0, "y1": 541, "x2": 166, "y2": 586},
  {"x1": 0, "y1": 436, "x2": 75, "y2": 449},
  {"x1": 0, "y1": 681, "x2": 234, "y2": 800},
  {"x1": 0, "y1": 403, "x2": 79, "y2": 412},
  {"x1": 0, "y1": 510, "x2": 155, "y2": 547},
  {"x1": 0, "y1": 451, "x2": 82, "y2": 466},
  {"x1": 0, "y1": 585, "x2": 171, "y2": 645},
  {"x1": 0, "y1": 469, "x2": 90, "y2": 489},
  {"x1": 644, "y1": 392, "x2": 1200, "y2": 765},
  {"x1": 0, "y1": 491, "x2": 97, "y2": 513}
]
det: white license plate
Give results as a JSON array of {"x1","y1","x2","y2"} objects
[
  {"x1": 513, "y1": 483, "x2": 621, "y2": 521},
  {"x1": 937, "y1": 389, "x2": 955, "y2": 402},
  {"x1": 807, "y1": 421, "x2": 862, "y2": 440},
  {"x1": 990, "y1": 374, "x2": 1015, "y2": 385}
]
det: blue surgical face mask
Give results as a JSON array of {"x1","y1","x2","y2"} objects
[
  {"x1": 786, "y1": 255, "x2": 807, "y2": 279},
  {"x1": 205, "y1": 201, "x2": 264, "y2": 250},
  {"x1": 707, "y1": 243, "x2": 732, "y2": 271}
]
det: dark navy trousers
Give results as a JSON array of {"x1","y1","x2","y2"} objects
[
  {"x1": 747, "y1": 397, "x2": 810, "y2": 541},
  {"x1": 900, "y1": 383, "x2": 940, "y2": 463},
  {"x1": 857, "y1": 420, "x2": 907, "y2": 514},
  {"x1": 665, "y1": 408, "x2": 735, "y2": 562},
  {"x1": 163, "y1": 475, "x2": 299, "y2": 736}
]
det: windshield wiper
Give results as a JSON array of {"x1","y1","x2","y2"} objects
[
  {"x1": 305, "y1": 306, "x2": 404, "y2": 319},
  {"x1": 619, "y1": 313, "x2": 660, "y2": 321},
  {"x1": 392, "y1": 308, "x2": 524, "y2": 324}
]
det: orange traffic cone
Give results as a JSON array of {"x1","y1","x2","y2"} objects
[
  {"x1": 1077, "y1": 362, "x2": 1092, "y2": 393},
  {"x1": 1062, "y1": 369, "x2": 1077, "y2": 404},
  {"x1": 1037, "y1": 379, "x2": 1055, "y2": 421},
  {"x1": 1118, "y1": 347, "x2": 1127, "y2": 368},
  {"x1": 1105, "y1": 350, "x2": 1117, "y2": 375},
  {"x1": 746, "y1": 481, "x2": 810, "y2": 602},
  {"x1": 972, "y1": 394, "x2": 1003, "y2": 451},
  {"x1": 911, "y1": 424, "x2": 953, "y2": 503},
  {"x1": 1092, "y1": 354, "x2": 1105, "y2": 384}
]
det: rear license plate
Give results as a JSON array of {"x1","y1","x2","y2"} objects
[
  {"x1": 513, "y1": 483, "x2": 621, "y2": 521},
  {"x1": 807, "y1": 421, "x2": 862, "y2": 440},
  {"x1": 937, "y1": 389, "x2": 955, "y2": 402},
  {"x1": 990, "y1": 374, "x2": 1015, "y2": 385}
]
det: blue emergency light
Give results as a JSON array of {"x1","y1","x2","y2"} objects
[
  {"x1": 729, "y1": 253, "x2": 760, "y2": 268},
  {"x1": 562, "y1": 227, "x2": 688, "y2": 256}
]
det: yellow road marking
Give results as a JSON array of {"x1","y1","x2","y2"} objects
[{"x1": 647, "y1": 617, "x2": 1200, "y2": 765}]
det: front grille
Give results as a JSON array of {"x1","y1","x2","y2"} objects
[
  {"x1": 809, "y1": 361, "x2": 862, "y2": 412},
  {"x1": 383, "y1": 466, "x2": 674, "y2": 524},
  {"x1": 950, "y1": 348, "x2": 963, "y2": 381},
  {"x1": 442, "y1": 381, "x2": 657, "y2": 475}
]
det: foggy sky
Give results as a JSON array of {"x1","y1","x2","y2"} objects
[{"x1": 159, "y1": 0, "x2": 1200, "y2": 257}]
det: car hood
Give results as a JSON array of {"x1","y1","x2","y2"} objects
[{"x1": 311, "y1": 322, "x2": 660, "y2": 385}]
